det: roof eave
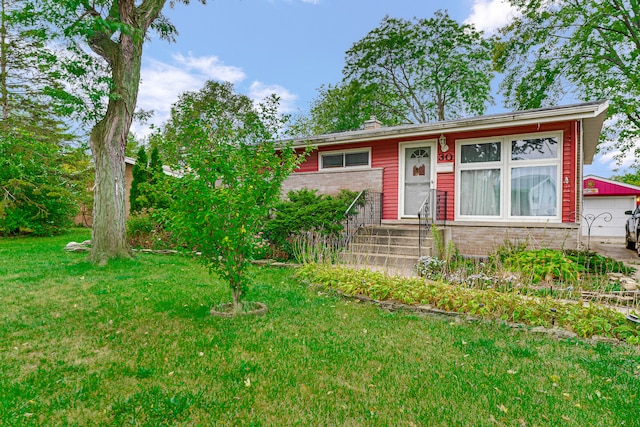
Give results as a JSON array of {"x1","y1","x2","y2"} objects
[
  {"x1": 581, "y1": 102, "x2": 609, "y2": 165},
  {"x1": 290, "y1": 101, "x2": 610, "y2": 151}
]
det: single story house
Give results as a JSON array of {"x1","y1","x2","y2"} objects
[
  {"x1": 582, "y1": 175, "x2": 640, "y2": 238},
  {"x1": 283, "y1": 101, "x2": 609, "y2": 256}
]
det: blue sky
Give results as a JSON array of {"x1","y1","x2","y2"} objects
[{"x1": 135, "y1": 0, "x2": 624, "y2": 177}]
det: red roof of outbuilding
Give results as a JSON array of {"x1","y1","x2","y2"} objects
[{"x1": 583, "y1": 175, "x2": 640, "y2": 197}]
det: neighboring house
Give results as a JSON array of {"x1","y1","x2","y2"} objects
[
  {"x1": 582, "y1": 175, "x2": 640, "y2": 239},
  {"x1": 284, "y1": 101, "x2": 609, "y2": 256}
]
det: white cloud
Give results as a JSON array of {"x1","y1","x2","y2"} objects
[
  {"x1": 172, "y1": 53, "x2": 246, "y2": 83},
  {"x1": 133, "y1": 58, "x2": 207, "y2": 136},
  {"x1": 465, "y1": 0, "x2": 518, "y2": 34},
  {"x1": 595, "y1": 140, "x2": 638, "y2": 172},
  {"x1": 300, "y1": 0, "x2": 320, "y2": 4},
  {"x1": 134, "y1": 54, "x2": 246, "y2": 137},
  {"x1": 248, "y1": 81, "x2": 298, "y2": 114}
]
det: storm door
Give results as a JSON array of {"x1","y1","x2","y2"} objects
[{"x1": 401, "y1": 144, "x2": 434, "y2": 217}]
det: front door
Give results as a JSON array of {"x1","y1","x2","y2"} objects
[{"x1": 401, "y1": 143, "x2": 434, "y2": 217}]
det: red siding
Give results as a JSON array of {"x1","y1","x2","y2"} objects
[
  {"x1": 296, "y1": 149, "x2": 318, "y2": 173},
  {"x1": 293, "y1": 120, "x2": 582, "y2": 222},
  {"x1": 371, "y1": 141, "x2": 399, "y2": 220},
  {"x1": 437, "y1": 172, "x2": 455, "y2": 220}
]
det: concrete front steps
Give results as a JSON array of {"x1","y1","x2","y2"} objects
[{"x1": 343, "y1": 225, "x2": 432, "y2": 272}]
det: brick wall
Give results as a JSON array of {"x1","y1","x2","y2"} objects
[
  {"x1": 281, "y1": 168, "x2": 384, "y2": 196},
  {"x1": 446, "y1": 222, "x2": 581, "y2": 257}
]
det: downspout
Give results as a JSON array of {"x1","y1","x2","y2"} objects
[{"x1": 577, "y1": 120, "x2": 584, "y2": 248}]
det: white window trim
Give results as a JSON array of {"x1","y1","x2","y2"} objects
[
  {"x1": 319, "y1": 147, "x2": 371, "y2": 171},
  {"x1": 455, "y1": 131, "x2": 563, "y2": 222}
]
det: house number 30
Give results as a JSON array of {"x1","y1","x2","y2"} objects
[{"x1": 438, "y1": 153, "x2": 453, "y2": 161}]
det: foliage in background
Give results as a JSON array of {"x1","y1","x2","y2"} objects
[
  {"x1": 495, "y1": 0, "x2": 640, "y2": 164},
  {"x1": 417, "y1": 239, "x2": 635, "y2": 300},
  {"x1": 127, "y1": 147, "x2": 174, "y2": 249},
  {"x1": 264, "y1": 188, "x2": 358, "y2": 259},
  {"x1": 298, "y1": 264, "x2": 640, "y2": 343},
  {"x1": 293, "y1": 10, "x2": 495, "y2": 134},
  {"x1": 496, "y1": 249, "x2": 586, "y2": 284},
  {"x1": 347, "y1": 11, "x2": 494, "y2": 122},
  {"x1": 291, "y1": 81, "x2": 403, "y2": 136},
  {"x1": 130, "y1": 146, "x2": 149, "y2": 214},
  {"x1": 164, "y1": 81, "x2": 303, "y2": 311},
  {"x1": 126, "y1": 208, "x2": 173, "y2": 250},
  {"x1": 0, "y1": 0, "x2": 72, "y2": 130},
  {"x1": 59, "y1": 144, "x2": 94, "y2": 227},
  {"x1": 0, "y1": 128, "x2": 78, "y2": 236},
  {"x1": 613, "y1": 169, "x2": 640, "y2": 188}
]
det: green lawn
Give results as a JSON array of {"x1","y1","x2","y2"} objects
[{"x1": 1, "y1": 230, "x2": 639, "y2": 426}]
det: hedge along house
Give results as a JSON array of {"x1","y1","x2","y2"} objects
[{"x1": 283, "y1": 101, "x2": 609, "y2": 257}]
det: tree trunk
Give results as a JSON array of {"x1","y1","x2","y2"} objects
[
  {"x1": 232, "y1": 286, "x2": 242, "y2": 313},
  {"x1": 88, "y1": 110, "x2": 132, "y2": 264},
  {"x1": 88, "y1": 34, "x2": 143, "y2": 264}
]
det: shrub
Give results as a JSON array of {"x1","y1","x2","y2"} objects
[
  {"x1": 0, "y1": 129, "x2": 78, "y2": 236},
  {"x1": 126, "y1": 208, "x2": 174, "y2": 250},
  {"x1": 564, "y1": 250, "x2": 635, "y2": 275},
  {"x1": 497, "y1": 248, "x2": 585, "y2": 284},
  {"x1": 264, "y1": 188, "x2": 358, "y2": 259}
]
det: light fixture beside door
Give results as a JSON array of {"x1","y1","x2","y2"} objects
[{"x1": 439, "y1": 133, "x2": 449, "y2": 153}]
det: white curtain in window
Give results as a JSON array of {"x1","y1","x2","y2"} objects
[
  {"x1": 460, "y1": 169, "x2": 501, "y2": 216},
  {"x1": 511, "y1": 166, "x2": 557, "y2": 216}
]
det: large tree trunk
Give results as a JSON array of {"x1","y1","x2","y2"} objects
[
  {"x1": 88, "y1": 108, "x2": 132, "y2": 264},
  {"x1": 88, "y1": 33, "x2": 142, "y2": 264}
]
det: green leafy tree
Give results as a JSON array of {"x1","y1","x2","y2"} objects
[
  {"x1": 341, "y1": 11, "x2": 494, "y2": 125},
  {"x1": 292, "y1": 80, "x2": 403, "y2": 136},
  {"x1": 60, "y1": 144, "x2": 94, "y2": 227},
  {"x1": 148, "y1": 146, "x2": 163, "y2": 183},
  {"x1": 30, "y1": 0, "x2": 205, "y2": 264},
  {"x1": 158, "y1": 80, "x2": 256, "y2": 166},
  {"x1": 0, "y1": 127, "x2": 77, "y2": 235},
  {"x1": 0, "y1": 0, "x2": 76, "y2": 146},
  {"x1": 165, "y1": 83, "x2": 303, "y2": 313},
  {"x1": 613, "y1": 169, "x2": 640, "y2": 187},
  {"x1": 495, "y1": 0, "x2": 640, "y2": 162}
]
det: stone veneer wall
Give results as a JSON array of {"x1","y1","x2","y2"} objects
[
  {"x1": 445, "y1": 222, "x2": 581, "y2": 257},
  {"x1": 282, "y1": 168, "x2": 384, "y2": 196}
]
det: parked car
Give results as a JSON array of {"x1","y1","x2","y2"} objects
[{"x1": 625, "y1": 206, "x2": 640, "y2": 255}]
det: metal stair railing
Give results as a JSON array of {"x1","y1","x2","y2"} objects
[
  {"x1": 342, "y1": 191, "x2": 383, "y2": 247},
  {"x1": 417, "y1": 189, "x2": 448, "y2": 257}
]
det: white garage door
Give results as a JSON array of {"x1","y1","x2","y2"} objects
[{"x1": 582, "y1": 196, "x2": 636, "y2": 237}]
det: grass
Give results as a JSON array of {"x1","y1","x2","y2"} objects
[{"x1": 0, "y1": 229, "x2": 639, "y2": 425}]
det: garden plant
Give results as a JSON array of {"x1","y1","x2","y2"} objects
[{"x1": 163, "y1": 86, "x2": 303, "y2": 314}]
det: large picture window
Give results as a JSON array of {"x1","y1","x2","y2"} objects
[
  {"x1": 320, "y1": 149, "x2": 370, "y2": 170},
  {"x1": 457, "y1": 133, "x2": 561, "y2": 221}
]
